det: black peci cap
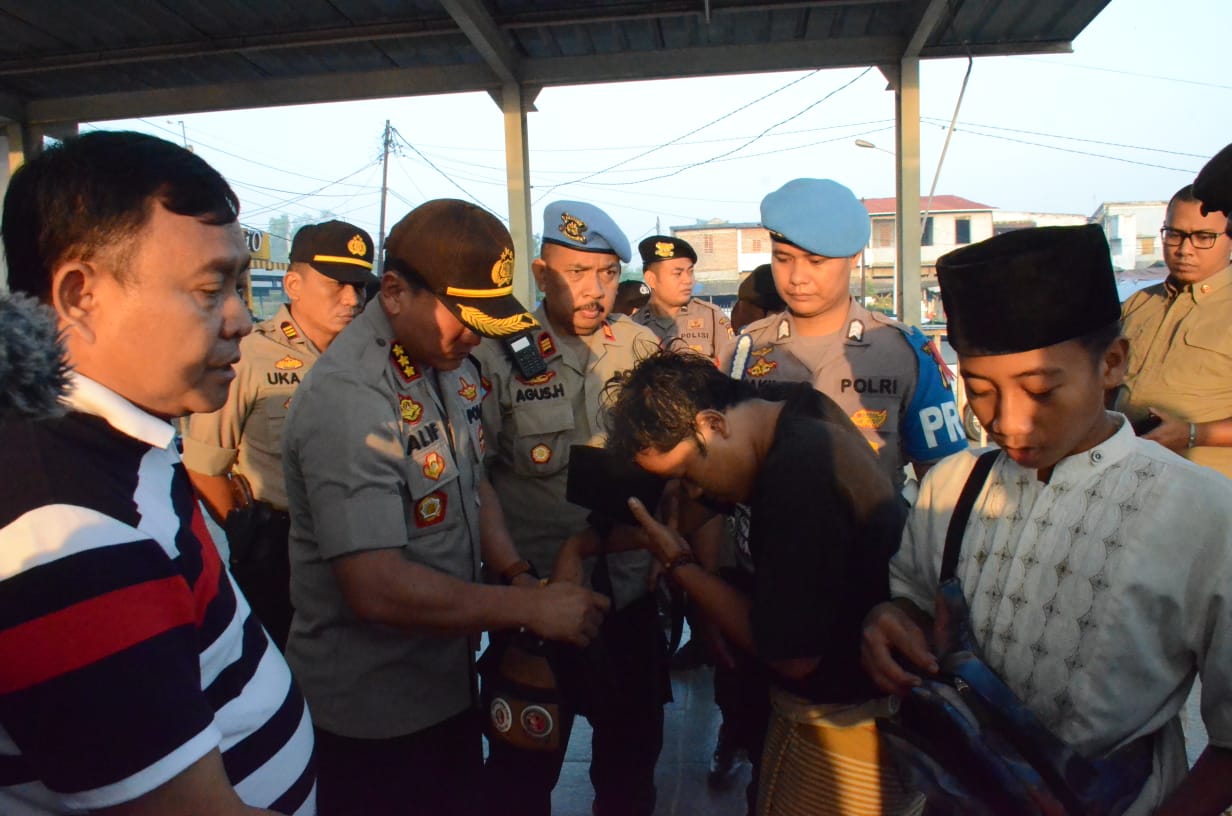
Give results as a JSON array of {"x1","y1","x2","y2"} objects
[
  {"x1": 937, "y1": 224, "x2": 1120, "y2": 356},
  {"x1": 1194, "y1": 142, "x2": 1232, "y2": 217}
]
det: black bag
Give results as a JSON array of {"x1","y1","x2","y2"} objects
[{"x1": 879, "y1": 450, "x2": 1152, "y2": 816}]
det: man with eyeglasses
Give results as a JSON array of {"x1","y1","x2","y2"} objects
[{"x1": 1116, "y1": 183, "x2": 1232, "y2": 478}]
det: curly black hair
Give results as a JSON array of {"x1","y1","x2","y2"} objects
[{"x1": 603, "y1": 349, "x2": 760, "y2": 459}]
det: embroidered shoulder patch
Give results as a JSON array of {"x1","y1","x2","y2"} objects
[{"x1": 414, "y1": 492, "x2": 448, "y2": 527}]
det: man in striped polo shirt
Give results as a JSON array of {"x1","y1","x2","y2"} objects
[{"x1": 0, "y1": 131, "x2": 316, "y2": 815}]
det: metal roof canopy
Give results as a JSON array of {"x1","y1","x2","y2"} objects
[{"x1": 0, "y1": 0, "x2": 1112, "y2": 321}]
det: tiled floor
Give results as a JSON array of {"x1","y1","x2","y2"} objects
[
  {"x1": 551, "y1": 664, "x2": 751, "y2": 816},
  {"x1": 549, "y1": 664, "x2": 1213, "y2": 816}
]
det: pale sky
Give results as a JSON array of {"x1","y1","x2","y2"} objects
[{"x1": 97, "y1": 0, "x2": 1230, "y2": 248}]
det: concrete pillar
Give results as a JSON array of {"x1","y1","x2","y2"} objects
[
  {"x1": 894, "y1": 57, "x2": 922, "y2": 327},
  {"x1": 0, "y1": 121, "x2": 78, "y2": 291},
  {"x1": 499, "y1": 83, "x2": 538, "y2": 309},
  {"x1": 0, "y1": 124, "x2": 25, "y2": 292}
]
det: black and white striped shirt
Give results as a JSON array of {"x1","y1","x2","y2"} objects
[{"x1": 0, "y1": 375, "x2": 315, "y2": 814}]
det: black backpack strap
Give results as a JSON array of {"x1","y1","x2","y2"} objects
[{"x1": 940, "y1": 450, "x2": 999, "y2": 582}]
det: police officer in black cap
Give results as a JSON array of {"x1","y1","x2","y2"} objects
[
  {"x1": 184, "y1": 219, "x2": 375, "y2": 648},
  {"x1": 281, "y1": 199, "x2": 608, "y2": 816},
  {"x1": 633, "y1": 235, "x2": 734, "y2": 361}
]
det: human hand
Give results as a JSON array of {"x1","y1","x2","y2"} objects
[
  {"x1": 1142, "y1": 407, "x2": 1191, "y2": 452},
  {"x1": 626, "y1": 495, "x2": 690, "y2": 566},
  {"x1": 524, "y1": 582, "x2": 609, "y2": 647},
  {"x1": 860, "y1": 601, "x2": 939, "y2": 696}
]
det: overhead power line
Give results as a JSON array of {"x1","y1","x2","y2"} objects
[
  {"x1": 533, "y1": 67, "x2": 831, "y2": 203},
  {"x1": 1010, "y1": 57, "x2": 1232, "y2": 91},
  {"x1": 391, "y1": 127, "x2": 493, "y2": 213},
  {"x1": 583, "y1": 68, "x2": 874, "y2": 187},
  {"x1": 934, "y1": 124, "x2": 1198, "y2": 173},
  {"x1": 921, "y1": 117, "x2": 1211, "y2": 160}
]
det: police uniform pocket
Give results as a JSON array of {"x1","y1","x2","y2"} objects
[
  {"x1": 245, "y1": 392, "x2": 291, "y2": 453},
  {"x1": 848, "y1": 395, "x2": 900, "y2": 450},
  {"x1": 1171, "y1": 322, "x2": 1232, "y2": 385},
  {"x1": 511, "y1": 397, "x2": 575, "y2": 477}
]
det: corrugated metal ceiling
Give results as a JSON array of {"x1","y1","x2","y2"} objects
[{"x1": 0, "y1": 0, "x2": 1110, "y2": 125}]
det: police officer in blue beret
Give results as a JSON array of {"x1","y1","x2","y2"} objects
[
  {"x1": 632, "y1": 235, "x2": 734, "y2": 361},
  {"x1": 477, "y1": 200, "x2": 668, "y2": 816},
  {"x1": 721, "y1": 178, "x2": 967, "y2": 490}
]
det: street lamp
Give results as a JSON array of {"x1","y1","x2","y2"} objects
[{"x1": 855, "y1": 138, "x2": 894, "y2": 156}]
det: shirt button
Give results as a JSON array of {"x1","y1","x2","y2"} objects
[
  {"x1": 1090, "y1": 450, "x2": 1103, "y2": 464},
  {"x1": 377, "y1": 338, "x2": 387, "y2": 346},
  {"x1": 1200, "y1": 284, "x2": 1211, "y2": 294}
]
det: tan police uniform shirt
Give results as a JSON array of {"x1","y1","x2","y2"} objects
[
  {"x1": 182, "y1": 304, "x2": 319, "y2": 511},
  {"x1": 473, "y1": 306, "x2": 660, "y2": 610},
  {"x1": 720, "y1": 299, "x2": 961, "y2": 491},
  {"x1": 281, "y1": 300, "x2": 487, "y2": 738},
  {"x1": 1118, "y1": 264, "x2": 1232, "y2": 479},
  {"x1": 632, "y1": 297, "x2": 735, "y2": 361}
]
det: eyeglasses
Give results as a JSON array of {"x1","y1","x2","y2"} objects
[{"x1": 1160, "y1": 227, "x2": 1222, "y2": 250}]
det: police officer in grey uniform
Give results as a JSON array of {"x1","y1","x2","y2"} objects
[
  {"x1": 281, "y1": 199, "x2": 609, "y2": 816},
  {"x1": 184, "y1": 219, "x2": 373, "y2": 647},
  {"x1": 721, "y1": 178, "x2": 968, "y2": 490},
  {"x1": 475, "y1": 201, "x2": 665, "y2": 816},
  {"x1": 633, "y1": 235, "x2": 734, "y2": 362}
]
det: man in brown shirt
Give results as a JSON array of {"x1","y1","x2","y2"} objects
[{"x1": 1117, "y1": 184, "x2": 1232, "y2": 478}]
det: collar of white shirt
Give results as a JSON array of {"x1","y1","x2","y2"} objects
[{"x1": 65, "y1": 373, "x2": 177, "y2": 453}]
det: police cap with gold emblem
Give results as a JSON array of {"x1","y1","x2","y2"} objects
[
  {"x1": 760, "y1": 178, "x2": 870, "y2": 258},
  {"x1": 541, "y1": 201, "x2": 631, "y2": 262},
  {"x1": 937, "y1": 224, "x2": 1120, "y2": 356},
  {"x1": 384, "y1": 199, "x2": 539, "y2": 339},
  {"x1": 638, "y1": 235, "x2": 697, "y2": 267},
  {"x1": 289, "y1": 220, "x2": 375, "y2": 284}
]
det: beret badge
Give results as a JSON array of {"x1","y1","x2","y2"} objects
[{"x1": 558, "y1": 212, "x2": 589, "y2": 244}]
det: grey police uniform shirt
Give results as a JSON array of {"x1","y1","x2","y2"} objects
[
  {"x1": 473, "y1": 305, "x2": 660, "y2": 610},
  {"x1": 720, "y1": 298, "x2": 959, "y2": 491},
  {"x1": 632, "y1": 297, "x2": 735, "y2": 361},
  {"x1": 281, "y1": 299, "x2": 487, "y2": 739},
  {"x1": 182, "y1": 304, "x2": 320, "y2": 510}
]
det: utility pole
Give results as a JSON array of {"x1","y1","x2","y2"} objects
[{"x1": 376, "y1": 120, "x2": 392, "y2": 276}]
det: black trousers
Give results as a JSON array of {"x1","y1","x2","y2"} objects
[
  {"x1": 483, "y1": 594, "x2": 670, "y2": 816},
  {"x1": 314, "y1": 710, "x2": 485, "y2": 816},
  {"x1": 227, "y1": 505, "x2": 293, "y2": 650}
]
